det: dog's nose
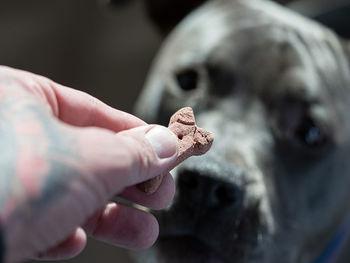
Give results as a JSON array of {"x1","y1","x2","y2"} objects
[{"x1": 176, "y1": 169, "x2": 244, "y2": 211}]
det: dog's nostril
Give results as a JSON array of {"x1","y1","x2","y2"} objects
[
  {"x1": 177, "y1": 170, "x2": 199, "y2": 190},
  {"x1": 177, "y1": 169, "x2": 243, "y2": 210},
  {"x1": 215, "y1": 184, "x2": 239, "y2": 205}
]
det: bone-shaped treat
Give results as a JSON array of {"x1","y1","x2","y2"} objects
[{"x1": 137, "y1": 107, "x2": 214, "y2": 194}]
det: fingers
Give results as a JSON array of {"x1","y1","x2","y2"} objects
[
  {"x1": 32, "y1": 227, "x2": 87, "y2": 261},
  {"x1": 0, "y1": 66, "x2": 146, "y2": 132},
  {"x1": 118, "y1": 172, "x2": 176, "y2": 210},
  {"x1": 50, "y1": 83, "x2": 147, "y2": 131},
  {"x1": 34, "y1": 202, "x2": 160, "y2": 257},
  {"x1": 70, "y1": 124, "x2": 178, "y2": 251},
  {"x1": 75, "y1": 124, "x2": 178, "y2": 196},
  {"x1": 83, "y1": 202, "x2": 159, "y2": 250}
]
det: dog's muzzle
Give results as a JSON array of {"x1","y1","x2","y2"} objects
[{"x1": 154, "y1": 155, "x2": 266, "y2": 263}]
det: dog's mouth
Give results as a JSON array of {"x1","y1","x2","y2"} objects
[
  {"x1": 153, "y1": 203, "x2": 265, "y2": 263},
  {"x1": 151, "y1": 166, "x2": 268, "y2": 263},
  {"x1": 156, "y1": 235, "x2": 230, "y2": 263}
]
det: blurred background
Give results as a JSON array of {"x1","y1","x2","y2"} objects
[
  {"x1": 0, "y1": 0, "x2": 348, "y2": 262},
  {"x1": 0, "y1": 0, "x2": 162, "y2": 112},
  {"x1": 0, "y1": 1, "x2": 160, "y2": 262}
]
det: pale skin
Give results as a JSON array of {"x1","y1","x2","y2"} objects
[{"x1": 0, "y1": 66, "x2": 178, "y2": 263}]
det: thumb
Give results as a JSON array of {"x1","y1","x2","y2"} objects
[
  {"x1": 77, "y1": 124, "x2": 178, "y2": 197},
  {"x1": 5, "y1": 125, "x2": 178, "y2": 262}
]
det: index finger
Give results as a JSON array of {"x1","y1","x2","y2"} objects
[
  {"x1": 50, "y1": 82, "x2": 146, "y2": 132},
  {"x1": 1, "y1": 66, "x2": 146, "y2": 132}
]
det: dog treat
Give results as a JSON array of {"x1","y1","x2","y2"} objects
[{"x1": 137, "y1": 107, "x2": 214, "y2": 194}]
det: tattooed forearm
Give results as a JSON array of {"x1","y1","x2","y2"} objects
[
  {"x1": 0, "y1": 93, "x2": 83, "y2": 261},
  {"x1": 0, "y1": 98, "x2": 77, "y2": 216}
]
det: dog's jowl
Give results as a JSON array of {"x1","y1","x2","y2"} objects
[{"x1": 134, "y1": 0, "x2": 350, "y2": 262}]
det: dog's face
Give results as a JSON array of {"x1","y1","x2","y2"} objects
[{"x1": 135, "y1": 0, "x2": 350, "y2": 262}]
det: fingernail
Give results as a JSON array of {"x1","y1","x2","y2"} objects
[{"x1": 145, "y1": 126, "x2": 178, "y2": 159}]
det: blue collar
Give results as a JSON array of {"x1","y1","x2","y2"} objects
[{"x1": 313, "y1": 212, "x2": 350, "y2": 263}]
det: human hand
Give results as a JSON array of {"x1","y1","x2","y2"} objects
[{"x1": 0, "y1": 66, "x2": 178, "y2": 263}]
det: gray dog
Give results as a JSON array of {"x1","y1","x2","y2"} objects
[{"x1": 134, "y1": 0, "x2": 350, "y2": 262}]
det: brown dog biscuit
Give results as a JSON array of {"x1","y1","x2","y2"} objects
[{"x1": 137, "y1": 107, "x2": 214, "y2": 194}]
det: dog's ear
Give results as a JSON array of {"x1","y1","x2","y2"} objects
[
  {"x1": 144, "y1": 0, "x2": 208, "y2": 35},
  {"x1": 144, "y1": 0, "x2": 297, "y2": 35},
  {"x1": 313, "y1": 3, "x2": 350, "y2": 61},
  {"x1": 274, "y1": 0, "x2": 295, "y2": 4}
]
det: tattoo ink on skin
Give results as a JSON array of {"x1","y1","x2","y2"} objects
[{"x1": 0, "y1": 95, "x2": 82, "y2": 239}]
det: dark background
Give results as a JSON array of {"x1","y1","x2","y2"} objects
[
  {"x1": 0, "y1": 0, "x2": 348, "y2": 262},
  {"x1": 0, "y1": 0, "x2": 162, "y2": 112},
  {"x1": 0, "y1": 1, "x2": 160, "y2": 262}
]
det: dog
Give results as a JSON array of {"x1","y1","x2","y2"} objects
[{"x1": 134, "y1": 0, "x2": 350, "y2": 262}]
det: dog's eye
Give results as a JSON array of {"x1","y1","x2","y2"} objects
[
  {"x1": 295, "y1": 117, "x2": 329, "y2": 148},
  {"x1": 176, "y1": 69, "x2": 198, "y2": 91}
]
